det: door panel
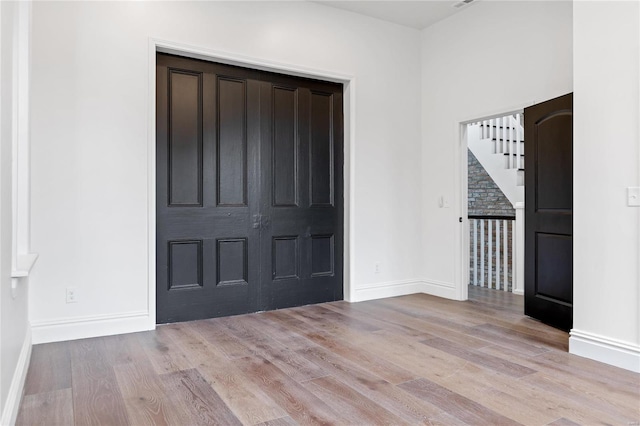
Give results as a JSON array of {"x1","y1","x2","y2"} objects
[
  {"x1": 259, "y1": 78, "x2": 344, "y2": 312},
  {"x1": 272, "y1": 86, "x2": 299, "y2": 207},
  {"x1": 217, "y1": 77, "x2": 248, "y2": 206},
  {"x1": 168, "y1": 70, "x2": 202, "y2": 206},
  {"x1": 157, "y1": 54, "x2": 261, "y2": 323},
  {"x1": 524, "y1": 93, "x2": 573, "y2": 331},
  {"x1": 157, "y1": 54, "x2": 343, "y2": 323},
  {"x1": 310, "y1": 91, "x2": 334, "y2": 206}
]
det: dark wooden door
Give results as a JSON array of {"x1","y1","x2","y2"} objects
[
  {"x1": 156, "y1": 54, "x2": 343, "y2": 323},
  {"x1": 524, "y1": 93, "x2": 573, "y2": 331},
  {"x1": 258, "y1": 74, "x2": 344, "y2": 311}
]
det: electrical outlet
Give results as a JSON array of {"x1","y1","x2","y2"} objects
[
  {"x1": 66, "y1": 287, "x2": 77, "y2": 303},
  {"x1": 374, "y1": 262, "x2": 380, "y2": 274}
]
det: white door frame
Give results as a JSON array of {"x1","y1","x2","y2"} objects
[
  {"x1": 146, "y1": 38, "x2": 356, "y2": 328},
  {"x1": 455, "y1": 103, "x2": 531, "y2": 301}
]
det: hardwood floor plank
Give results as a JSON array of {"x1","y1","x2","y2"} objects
[
  {"x1": 160, "y1": 368, "x2": 242, "y2": 425},
  {"x1": 341, "y1": 300, "x2": 491, "y2": 349},
  {"x1": 23, "y1": 342, "x2": 71, "y2": 395},
  {"x1": 16, "y1": 388, "x2": 74, "y2": 426},
  {"x1": 547, "y1": 418, "x2": 582, "y2": 426},
  {"x1": 304, "y1": 375, "x2": 408, "y2": 425},
  {"x1": 234, "y1": 356, "x2": 344, "y2": 425},
  {"x1": 522, "y1": 372, "x2": 640, "y2": 423},
  {"x1": 69, "y1": 338, "x2": 130, "y2": 426},
  {"x1": 321, "y1": 301, "x2": 433, "y2": 338},
  {"x1": 399, "y1": 291, "x2": 569, "y2": 348},
  {"x1": 219, "y1": 316, "x2": 328, "y2": 383},
  {"x1": 425, "y1": 412, "x2": 469, "y2": 426},
  {"x1": 298, "y1": 345, "x2": 444, "y2": 424},
  {"x1": 193, "y1": 318, "x2": 255, "y2": 359},
  {"x1": 254, "y1": 416, "x2": 299, "y2": 426},
  {"x1": 100, "y1": 332, "x2": 150, "y2": 367},
  {"x1": 354, "y1": 329, "x2": 470, "y2": 380},
  {"x1": 479, "y1": 344, "x2": 640, "y2": 408},
  {"x1": 430, "y1": 356, "x2": 632, "y2": 425},
  {"x1": 165, "y1": 321, "x2": 288, "y2": 425},
  {"x1": 113, "y1": 362, "x2": 187, "y2": 426},
  {"x1": 398, "y1": 378, "x2": 521, "y2": 425},
  {"x1": 417, "y1": 361, "x2": 563, "y2": 425},
  {"x1": 137, "y1": 326, "x2": 193, "y2": 374},
  {"x1": 292, "y1": 304, "x2": 380, "y2": 332},
  {"x1": 267, "y1": 309, "x2": 418, "y2": 385},
  {"x1": 240, "y1": 313, "x2": 317, "y2": 351},
  {"x1": 420, "y1": 336, "x2": 537, "y2": 378}
]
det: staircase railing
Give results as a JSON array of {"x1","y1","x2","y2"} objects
[
  {"x1": 476, "y1": 113, "x2": 524, "y2": 171},
  {"x1": 469, "y1": 215, "x2": 515, "y2": 292}
]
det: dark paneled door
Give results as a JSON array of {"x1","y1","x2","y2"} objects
[
  {"x1": 524, "y1": 93, "x2": 573, "y2": 331},
  {"x1": 156, "y1": 54, "x2": 343, "y2": 323}
]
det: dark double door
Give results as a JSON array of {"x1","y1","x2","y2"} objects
[{"x1": 156, "y1": 53, "x2": 343, "y2": 324}]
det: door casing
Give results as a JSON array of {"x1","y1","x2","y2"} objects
[
  {"x1": 146, "y1": 38, "x2": 355, "y2": 329},
  {"x1": 456, "y1": 102, "x2": 536, "y2": 302}
]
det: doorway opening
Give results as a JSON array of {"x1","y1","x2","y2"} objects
[{"x1": 464, "y1": 112, "x2": 525, "y2": 299}]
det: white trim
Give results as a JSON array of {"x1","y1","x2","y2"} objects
[
  {"x1": 31, "y1": 311, "x2": 150, "y2": 344},
  {"x1": 512, "y1": 289, "x2": 524, "y2": 296},
  {"x1": 352, "y1": 279, "x2": 457, "y2": 303},
  {"x1": 11, "y1": 253, "x2": 37, "y2": 278},
  {"x1": 422, "y1": 279, "x2": 458, "y2": 300},
  {"x1": 11, "y1": 0, "x2": 36, "y2": 286},
  {"x1": 455, "y1": 120, "x2": 468, "y2": 301},
  {"x1": 0, "y1": 328, "x2": 32, "y2": 426},
  {"x1": 147, "y1": 38, "x2": 355, "y2": 324},
  {"x1": 353, "y1": 280, "x2": 426, "y2": 302},
  {"x1": 569, "y1": 329, "x2": 640, "y2": 373},
  {"x1": 458, "y1": 102, "x2": 535, "y2": 125}
]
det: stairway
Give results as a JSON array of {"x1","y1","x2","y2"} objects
[{"x1": 467, "y1": 114, "x2": 524, "y2": 206}]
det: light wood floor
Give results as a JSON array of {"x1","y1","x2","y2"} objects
[{"x1": 17, "y1": 286, "x2": 640, "y2": 425}]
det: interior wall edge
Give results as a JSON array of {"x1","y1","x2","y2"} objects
[{"x1": 0, "y1": 327, "x2": 31, "y2": 426}]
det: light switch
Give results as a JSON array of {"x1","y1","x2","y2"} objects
[{"x1": 628, "y1": 187, "x2": 640, "y2": 206}]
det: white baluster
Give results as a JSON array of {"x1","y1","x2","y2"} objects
[
  {"x1": 509, "y1": 116, "x2": 516, "y2": 169},
  {"x1": 495, "y1": 220, "x2": 500, "y2": 290},
  {"x1": 503, "y1": 219, "x2": 509, "y2": 291},
  {"x1": 502, "y1": 116, "x2": 507, "y2": 154},
  {"x1": 488, "y1": 219, "x2": 492, "y2": 289},
  {"x1": 480, "y1": 219, "x2": 485, "y2": 288},
  {"x1": 491, "y1": 118, "x2": 498, "y2": 139},
  {"x1": 473, "y1": 219, "x2": 478, "y2": 286},
  {"x1": 516, "y1": 113, "x2": 522, "y2": 170}
]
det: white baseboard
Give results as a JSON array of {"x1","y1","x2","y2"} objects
[
  {"x1": 352, "y1": 279, "x2": 425, "y2": 302},
  {"x1": 352, "y1": 279, "x2": 457, "y2": 303},
  {"x1": 31, "y1": 311, "x2": 153, "y2": 344},
  {"x1": 569, "y1": 329, "x2": 640, "y2": 373},
  {"x1": 512, "y1": 289, "x2": 524, "y2": 296},
  {"x1": 421, "y1": 279, "x2": 457, "y2": 300},
  {"x1": 1, "y1": 327, "x2": 32, "y2": 426}
]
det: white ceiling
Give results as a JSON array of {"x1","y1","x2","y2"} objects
[{"x1": 313, "y1": 1, "x2": 473, "y2": 30}]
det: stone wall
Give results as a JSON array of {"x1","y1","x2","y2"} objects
[{"x1": 468, "y1": 149, "x2": 515, "y2": 217}]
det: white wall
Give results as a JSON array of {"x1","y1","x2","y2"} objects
[
  {"x1": 29, "y1": 1, "x2": 423, "y2": 342},
  {"x1": 1, "y1": 1, "x2": 31, "y2": 424},
  {"x1": 570, "y1": 1, "x2": 640, "y2": 372},
  {"x1": 420, "y1": 1, "x2": 573, "y2": 297}
]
